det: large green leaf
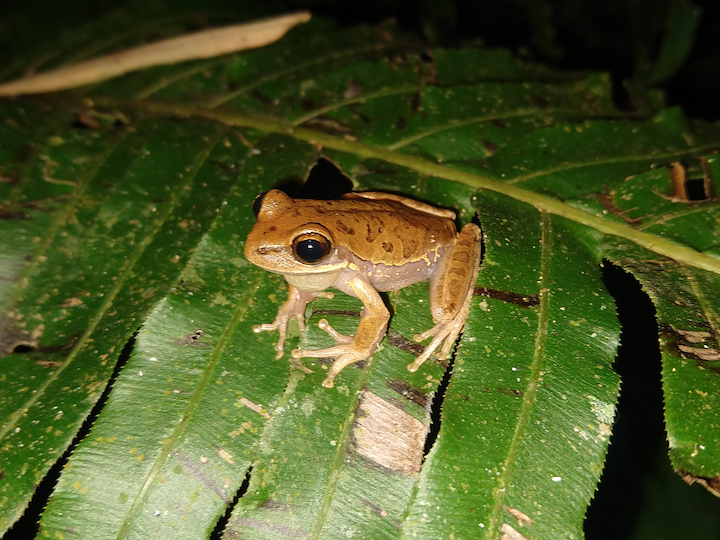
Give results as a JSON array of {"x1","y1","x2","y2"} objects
[{"x1": 1, "y1": 5, "x2": 720, "y2": 540}]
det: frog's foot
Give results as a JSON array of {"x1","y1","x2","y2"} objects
[
  {"x1": 317, "y1": 318, "x2": 354, "y2": 345},
  {"x1": 253, "y1": 291, "x2": 335, "y2": 359},
  {"x1": 409, "y1": 314, "x2": 467, "y2": 372},
  {"x1": 291, "y1": 344, "x2": 368, "y2": 388},
  {"x1": 253, "y1": 315, "x2": 303, "y2": 359}
]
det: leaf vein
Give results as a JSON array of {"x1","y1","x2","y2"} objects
[
  {"x1": 387, "y1": 107, "x2": 586, "y2": 151},
  {"x1": 507, "y1": 145, "x2": 720, "y2": 185},
  {"x1": 115, "y1": 272, "x2": 265, "y2": 539},
  {"x1": 207, "y1": 40, "x2": 397, "y2": 109},
  {"x1": 291, "y1": 85, "x2": 421, "y2": 126},
  {"x1": 309, "y1": 357, "x2": 375, "y2": 539},
  {"x1": 486, "y1": 211, "x2": 552, "y2": 538}
]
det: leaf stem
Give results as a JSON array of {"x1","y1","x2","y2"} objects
[
  {"x1": 0, "y1": 13, "x2": 311, "y2": 97},
  {"x1": 94, "y1": 100, "x2": 720, "y2": 276}
]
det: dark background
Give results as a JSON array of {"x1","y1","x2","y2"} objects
[{"x1": 299, "y1": 0, "x2": 720, "y2": 121}]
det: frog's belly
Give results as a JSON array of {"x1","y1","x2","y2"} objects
[{"x1": 343, "y1": 249, "x2": 448, "y2": 292}]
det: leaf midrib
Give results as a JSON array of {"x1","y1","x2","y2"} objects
[
  {"x1": 103, "y1": 99, "x2": 720, "y2": 276},
  {"x1": 485, "y1": 211, "x2": 552, "y2": 538}
]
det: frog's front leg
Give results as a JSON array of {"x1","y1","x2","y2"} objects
[
  {"x1": 253, "y1": 283, "x2": 333, "y2": 359},
  {"x1": 409, "y1": 222, "x2": 482, "y2": 372},
  {"x1": 292, "y1": 277, "x2": 389, "y2": 388}
]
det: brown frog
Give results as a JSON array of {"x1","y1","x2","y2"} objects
[{"x1": 244, "y1": 189, "x2": 482, "y2": 388}]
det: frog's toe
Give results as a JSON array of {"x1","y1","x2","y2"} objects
[
  {"x1": 317, "y1": 318, "x2": 354, "y2": 344},
  {"x1": 292, "y1": 345, "x2": 369, "y2": 388},
  {"x1": 407, "y1": 348, "x2": 435, "y2": 372},
  {"x1": 413, "y1": 328, "x2": 435, "y2": 343},
  {"x1": 291, "y1": 343, "x2": 355, "y2": 359},
  {"x1": 295, "y1": 314, "x2": 306, "y2": 333},
  {"x1": 407, "y1": 319, "x2": 465, "y2": 372},
  {"x1": 290, "y1": 358, "x2": 313, "y2": 374},
  {"x1": 323, "y1": 349, "x2": 369, "y2": 387}
]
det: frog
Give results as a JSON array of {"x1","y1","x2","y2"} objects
[{"x1": 244, "y1": 189, "x2": 482, "y2": 388}]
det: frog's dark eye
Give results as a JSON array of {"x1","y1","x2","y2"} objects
[
  {"x1": 293, "y1": 233, "x2": 331, "y2": 264},
  {"x1": 252, "y1": 192, "x2": 267, "y2": 218}
]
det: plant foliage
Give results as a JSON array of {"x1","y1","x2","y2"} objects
[{"x1": 1, "y1": 4, "x2": 720, "y2": 539}]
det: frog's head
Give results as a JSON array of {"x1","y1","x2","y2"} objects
[{"x1": 244, "y1": 190, "x2": 346, "y2": 284}]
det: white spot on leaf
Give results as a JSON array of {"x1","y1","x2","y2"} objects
[{"x1": 587, "y1": 394, "x2": 615, "y2": 424}]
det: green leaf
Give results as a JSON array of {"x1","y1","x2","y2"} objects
[
  {"x1": 1, "y1": 6, "x2": 720, "y2": 540},
  {"x1": 647, "y1": 4, "x2": 702, "y2": 85},
  {"x1": 604, "y1": 241, "x2": 720, "y2": 479},
  {"x1": 400, "y1": 193, "x2": 619, "y2": 539}
]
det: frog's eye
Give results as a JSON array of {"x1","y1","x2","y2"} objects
[
  {"x1": 252, "y1": 192, "x2": 267, "y2": 218},
  {"x1": 293, "y1": 233, "x2": 331, "y2": 264}
]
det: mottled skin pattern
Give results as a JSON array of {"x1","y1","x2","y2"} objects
[{"x1": 244, "y1": 189, "x2": 482, "y2": 388}]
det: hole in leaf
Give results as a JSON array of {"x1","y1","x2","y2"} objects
[
  {"x1": 12, "y1": 344, "x2": 35, "y2": 354},
  {"x1": 684, "y1": 178, "x2": 708, "y2": 201},
  {"x1": 271, "y1": 158, "x2": 352, "y2": 201},
  {"x1": 303, "y1": 158, "x2": 353, "y2": 199},
  {"x1": 4, "y1": 333, "x2": 137, "y2": 539},
  {"x1": 609, "y1": 79, "x2": 635, "y2": 112},
  {"x1": 210, "y1": 466, "x2": 252, "y2": 540},
  {"x1": 71, "y1": 114, "x2": 102, "y2": 130}
]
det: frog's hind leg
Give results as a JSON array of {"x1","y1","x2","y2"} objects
[{"x1": 408, "y1": 222, "x2": 482, "y2": 372}]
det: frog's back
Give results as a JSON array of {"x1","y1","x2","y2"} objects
[{"x1": 305, "y1": 198, "x2": 457, "y2": 266}]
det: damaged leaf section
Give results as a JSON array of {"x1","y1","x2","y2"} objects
[
  {"x1": 353, "y1": 390, "x2": 427, "y2": 475},
  {"x1": 665, "y1": 325, "x2": 720, "y2": 362},
  {"x1": 0, "y1": 316, "x2": 41, "y2": 354},
  {"x1": 598, "y1": 153, "x2": 720, "y2": 253},
  {"x1": 606, "y1": 243, "x2": 720, "y2": 485},
  {"x1": 505, "y1": 505, "x2": 534, "y2": 526},
  {"x1": 474, "y1": 286, "x2": 540, "y2": 308},
  {"x1": 663, "y1": 161, "x2": 715, "y2": 203},
  {"x1": 681, "y1": 472, "x2": 720, "y2": 498}
]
